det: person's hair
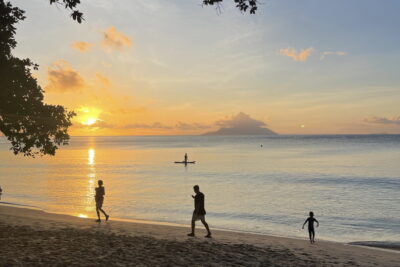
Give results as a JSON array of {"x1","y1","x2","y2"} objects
[
  {"x1": 193, "y1": 185, "x2": 199, "y2": 190},
  {"x1": 98, "y1": 180, "x2": 103, "y2": 186},
  {"x1": 309, "y1": 211, "x2": 314, "y2": 217}
]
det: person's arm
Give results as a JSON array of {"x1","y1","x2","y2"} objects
[
  {"x1": 302, "y1": 219, "x2": 308, "y2": 229},
  {"x1": 315, "y1": 219, "x2": 319, "y2": 227},
  {"x1": 194, "y1": 198, "x2": 201, "y2": 211}
]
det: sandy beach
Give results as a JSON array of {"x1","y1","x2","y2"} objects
[{"x1": 0, "y1": 204, "x2": 398, "y2": 266}]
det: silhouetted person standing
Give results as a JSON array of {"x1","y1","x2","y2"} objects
[
  {"x1": 302, "y1": 211, "x2": 319, "y2": 243},
  {"x1": 188, "y1": 185, "x2": 212, "y2": 238},
  {"x1": 184, "y1": 153, "x2": 188, "y2": 163},
  {"x1": 95, "y1": 180, "x2": 109, "y2": 222}
]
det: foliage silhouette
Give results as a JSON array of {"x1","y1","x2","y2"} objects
[
  {"x1": 49, "y1": 0, "x2": 84, "y2": 23},
  {"x1": 49, "y1": 0, "x2": 259, "y2": 23},
  {"x1": 0, "y1": 1, "x2": 75, "y2": 156}
]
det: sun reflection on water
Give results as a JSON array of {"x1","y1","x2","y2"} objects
[
  {"x1": 88, "y1": 148, "x2": 95, "y2": 165},
  {"x1": 85, "y1": 148, "x2": 96, "y2": 214}
]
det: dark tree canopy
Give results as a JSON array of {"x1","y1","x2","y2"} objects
[
  {"x1": 50, "y1": 0, "x2": 259, "y2": 23},
  {"x1": 0, "y1": 1, "x2": 75, "y2": 156}
]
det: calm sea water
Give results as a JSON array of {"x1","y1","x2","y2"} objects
[{"x1": 1, "y1": 135, "x2": 399, "y2": 243}]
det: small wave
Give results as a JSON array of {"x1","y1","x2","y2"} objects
[
  {"x1": 349, "y1": 241, "x2": 400, "y2": 251},
  {"x1": 0, "y1": 201, "x2": 41, "y2": 210}
]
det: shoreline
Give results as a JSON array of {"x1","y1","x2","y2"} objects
[
  {"x1": 1, "y1": 201, "x2": 399, "y2": 253},
  {"x1": 1, "y1": 204, "x2": 399, "y2": 266}
]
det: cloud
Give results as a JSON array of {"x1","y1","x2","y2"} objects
[
  {"x1": 364, "y1": 116, "x2": 400, "y2": 126},
  {"x1": 205, "y1": 112, "x2": 276, "y2": 135},
  {"x1": 74, "y1": 121, "x2": 212, "y2": 131},
  {"x1": 280, "y1": 47, "x2": 314, "y2": 62},
  {"x1": 118, "y1": 122, "x2": 211, "y2": 130},
  {"x1": 101, "y1": 26, "x2": 132, "y2": 51},
  {"x1": 45, "y1": 60, "x2": 85, "y2": 93},
  {"x1": 71, "y1": 41, "x2": 94, "y2": 53},
  {"x1": 320, "y1": 51, "x2": 347, "y2": 60},
  {"x1": 122, "y1": 122, "x2": 173, "y2": 130},
  {"x1": 216, "y1": 112, "x2": 267, "y2": 128},
  {"x1": 95, "y1": 73, "x2": 111, "y2": 87},
  {"x1": 175, "y1": 122, "x2": 211, "y2": 130}
]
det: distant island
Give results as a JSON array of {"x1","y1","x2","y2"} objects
[{"x1": 203, "y1": 112, "x2": 278, "y2": 136}]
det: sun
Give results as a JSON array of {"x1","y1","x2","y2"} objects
[
  {"x1": 84, "y1": 118, "x2": 98, "y2": 126},
  {"x1": 76, "y1": 106, "x2": 101, "y2": 126}
]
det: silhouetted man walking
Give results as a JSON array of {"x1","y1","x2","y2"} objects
[{"x1": 187, "y1": 185, "x2": 212, "y2": 238}]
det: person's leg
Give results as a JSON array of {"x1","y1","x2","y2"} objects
[
  {"x1": 308, "y1": 229, "x2": 312, "y2": 243},
  {"x1": 191, "y1": 220, "x2": 195, "y2": 234},
  {"x1": 311, "y1": 229, "x2": 315, "y2": 243},
  {"x1": 201, "y1": 218, "x2": 211, "y2": 237},
  {"x1": 99, "y1": 208, "x2": 109, "y2": 220},
  {"x1": 96, "y1": 206, "x2": 101, "y2": 222},
  {"x1": 188, "y1": 220, "x2": 195, "y2": 236}
]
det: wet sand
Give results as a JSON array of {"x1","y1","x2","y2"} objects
[{"x1": 0, "y1": 205, "x2": 399, "y2": 266}]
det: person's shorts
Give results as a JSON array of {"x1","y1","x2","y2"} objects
[
  {"x1": 95, "y1": 197, "x2": 104, "y2": 208},
  {"x1": 192, "y1": 212, "x2": 205, "y2": 221}
]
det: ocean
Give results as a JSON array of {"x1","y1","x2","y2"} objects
[{"x1": 1, "y1": 135, "x2": 399, "y2": 244}]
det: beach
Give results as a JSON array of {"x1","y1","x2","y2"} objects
[{"x1": 1, "y1": 205, "x2": 398, "y2": 266}]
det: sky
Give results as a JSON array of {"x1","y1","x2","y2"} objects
[{"x1": 10, "y1": 0, "x2": 400, "y2": 135}]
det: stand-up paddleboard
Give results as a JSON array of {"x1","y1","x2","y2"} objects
[{"x1": 174, "y1": 161, "x2": 196, "y2": 164}]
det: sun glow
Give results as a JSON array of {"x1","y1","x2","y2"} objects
[
  {"x1": 83, "y1": 118, "x2": 98, "y2": 126},
  {"x1": 77, "y1": 106, "x2": 101, "y2": 126},
  {"x1": 78, "y1": 214, "x2": 88, "y2": 218}
]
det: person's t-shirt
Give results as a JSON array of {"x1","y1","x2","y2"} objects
[
  {"x1": 194, "y1": 192, "x2": 206, "y2": 215},
  {"x1": 95, "y1": 186, "x2": 105, "y2": 200},
  {"x1": 306, "y1": 217, "x2": 317, "y2": 229}
]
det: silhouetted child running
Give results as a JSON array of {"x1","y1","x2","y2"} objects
[
  {"x1": 302, "y1": 211, "x2": 319, "y2": 243},
  {"x1": 95, "y1": 180, "x2": 109, "y2": 222}
]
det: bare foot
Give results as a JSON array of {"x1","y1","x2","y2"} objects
[
  {"x1": 95, "y1": 219, "x2": 101, "y2": 223},
  {"x1": 205, "y1": 234, "x2": 212, "y2": 238},
  {"x1": 187, "y1": 233, "x2": 195, "y2": 237},
  {"x1": 106, "y1": 215, "x2": 109, "y2": 221}
]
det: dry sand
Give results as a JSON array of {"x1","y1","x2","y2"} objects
[{"x1": 0, "y1": 204, "x2": 399, "y2": 266}]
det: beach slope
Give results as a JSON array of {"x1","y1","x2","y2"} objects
[{"x1": 0, "y1": 205, "x2": 398, "y2": 266}]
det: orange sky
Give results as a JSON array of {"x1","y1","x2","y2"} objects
[{"x1": 12, "y1": 1, "x2": 400, "y2": 135}]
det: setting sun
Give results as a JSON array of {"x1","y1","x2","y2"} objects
[
  {"x1": 83, "y1": 118, "x2": 98, "y2": 126},
  {"x1": 76, "y1": 106, "x2": 101, "y2": 127}
]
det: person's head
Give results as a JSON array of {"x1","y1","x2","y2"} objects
[
  {"x1": 309, "y1": 211, "x2": 314, "y2": 217},
  {"x1": 98, "y1": 180, "x2": 103, "y2": 186},
  {"x1": 193, "y1": 185, "x2": 200, "y2": 193}
]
